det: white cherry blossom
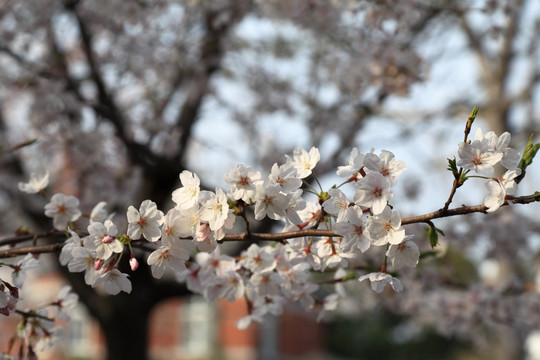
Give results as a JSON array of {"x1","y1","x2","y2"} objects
[
  {"x1": 457, "y1": 138, "x2": 503, "y2": 174},
  {"x1": 161, "y1": 208, "x2": 193, "y2": 246},
  {"x1": 85, "y1": 220, "x2": 122, "y2": 260},
  {"x1": 0, "y1": 288, "x2": 11, "y2": 308},
  {"x1": 12, "y1": 254, "x2": 40, "y2": 288},
  {"x1": 475, "y1": 128, "x2": 520, "y2": 170},
  {"x1": 286, "y1": 236, "x2": 322, "y2": 271},
  {"x1": 147, "y1": 246, "x2": 188, "y2": 279},
  {"x1": 359, "y1": 272, "x2": 403, "y2": 293},
  {"x1": 386, "y1": 238, "x2": 419, "y2": 269},
  {"x1": 224, "y1": 164, "x2": 262, "y2": 202},
  {"x1": 354, "y1": 171, "x2": 393, "y2": 215},
  {"x1": 127, "y1": 200, "x2": 164, "y2": 241},
  {"x1": 68, "y1": 247, "x2": 101, "y2": 286},
  {"x1": 178, "y1": 264, "x2": 203, "y2": 294},
  {"x1": 279, "y1": 262, "x2": 311, "y2": 297},
  {"x1": 483, "y1": 169, "x2": 521, "y2": 212},
  {"x1": 366, "y1": 207, "x2": 405, "y2": 246},
  {"x1": 250, "y1": 271, "x2": 285, "y2": 297},
  {"x1": 363, "y1": 150, "x2": 406, "y2": 184},
  {"x1": 218, "y1": 271, "x2": 245, "y2": 302},
  {"x1": 334, "y1": 206, "x2": 371, "y2": 253},
  {"x1": 268, "y1": 163, "x2": 302, "y2": 193},
  {"x1": 253, "y1": 184, "x2": 288, "y2": 220},
  {"x1": 199, "y1": 188, "x2": 230, "y2": 231},
  {"x1": 90, "y1": 201, "x2": 111, "y2": 223},
  {"x1": 322, "y1": 188, "x2": 351, "y2": 222},
  {"x1": 196, "y1": 248, "x2": 238, "y2": 282},
  {"x1": 283, "y1": 189, "x2": 306, "y2": 225},
  {"x1": 193, "y1": 223, "x2": 218, "y2": 252},
  {"x1": 97, "y1": 269, "x2": 132, "y2": 295},
  {"x1": 53, "y1": 285, "x2": 78, "y2": 319},
  {"x1": 337, "y1": 147, "x2": 365, "y2": 179},
  {"x1": 44, "y1": 193, "x2": 81, "y2": 230},
  {"x1": 172, "y1": 170, "x2": 201, "y2": 210},
  {"x1": 316, "y1": 293, "x2": 340, "y2": 322},
  {"x1": 251, "y1": 294, "x2": 286, "y2": 317},
  {"x1": 18, "y1": 170, "x2": 49, "y2": 194},
  {"x1": 59, "y1": 229, "x2": 84, "y2": 266},
  {"x1": 287, "y1": 147, "x2": 320, "y2": 178},
  {"x1": 241, "y1": 244, "x2": 276, "y2": 273}
]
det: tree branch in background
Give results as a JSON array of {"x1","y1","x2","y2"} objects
[{"x1": 175, "y1": 1, "x2": 249, "y2": 164}]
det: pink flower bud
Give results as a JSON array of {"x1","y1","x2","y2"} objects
[
  {"x1": 103, "y1": 264, "x2": 113, "y2": 273},
  {"x1": 3, "y1": 281, "x2": 19, "y2": 298},
  {"x1": 94, "y1": 258, "x2": 104, "y2": 271},
  {"x1": 196, "y1": 223, "x2": 210, "y2": 241},
  {"x1": 102, "y1": 235, "x2": 115, "y2": 244},
  {"x1": 130, "y1": 257, "x2": 139, "y2": 271}
]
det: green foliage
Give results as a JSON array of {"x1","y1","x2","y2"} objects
[
  {"x1": 434, "y1": 246, "x2": 479, "y2": 287},
  {"x1": 447, "y1": 157, "x2": 458, "y2": 174},
  {"x1": 327, "y1": 310, "x2": 475, "y2": 360},
  {"x1": 427, "y1": 224, "x2": 444, "y2": 248},
  {"x1": 419, "y1": 250, "x2": 438, "y2": 260},
  {"x1": 447, "y1": 158, "x2": 469, "y2": 185}
]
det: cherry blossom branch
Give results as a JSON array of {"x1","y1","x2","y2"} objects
[
  {"x1": 0, "y1": 244, "x2": 63, "y2": 258},
  {"x1": 0, "y1": 231, "x2": 66, "y2": 248},
  {"x1": 14, "y1": 310, "x2": 54, "y2": 322},
  {"x1": 0, "y1": 192, "x2": 538, "y2": 259},
  {"x1": 315, "y1": 276, "x2": 353, "y2": 285},
  {"x1": 219, "y1": 229, "x2": 337, "y2": 243},
  {"x1": 402, "y1": 192, "x2": 540, "y2": 225},
  {"x1": 218, "y1": 192, "x2": 540, "y2": 243},
  {"x1": 442, "y1": 106, "x2": 478, "y2": 211}
]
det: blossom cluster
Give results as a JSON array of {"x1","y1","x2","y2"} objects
[
  {"x1": 43, "y1": 146, "x2": 420, "y2": 326},
  {"x1": 5, "y1": 124, "x2": 531, "y2": 354},
  {"x1": 0, "y1": 275, "x2": 78, "y2": 357},
  {"x1": 0, "y1": 239, "x2": 78, "y2": 357},
  {"x1": 457, "y1": 128, "x2": 521, "y2": 212}
]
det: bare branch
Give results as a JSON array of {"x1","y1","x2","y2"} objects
[
  {"x1": 499, "y1": 0, "x2": 523, "y2": 92},
  {"x1": 0, "y1": 139, "x2": 39, "y2": 156},
  {"x1": 14, "y1": 309, "x2": 55, "y2": 322},
  {"x1": 67, "y1": 2, "x2": 182, "y2": 178},
  {"x1": 175, "y1": 1, "x2": 249, "y2": 162},
  {"x1": 0, "y1": 244, "x2": 63, "y2": 258},
  {"x1": 0, "y1": 231, "x2": 65, "y2": 247},
  {"x1": 219, "y1": 229, "x2": 338, "y2": 243},
  {"x1": 402, "y1": 192, "x2": 540, "y2": 225}
]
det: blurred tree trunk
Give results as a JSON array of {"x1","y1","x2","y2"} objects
[{"x1": 55, "y1": 2, "x2": 250, "y2": 359}]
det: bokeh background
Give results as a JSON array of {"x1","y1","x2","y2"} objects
[{"x1": 1, "y1": 0, "x2": 540, "y2": 359}]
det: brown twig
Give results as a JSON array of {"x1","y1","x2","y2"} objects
[
  {"x1": 0, "y1": 244, "x2": 63, "y2": 258},
  {"x1": 402, "y1": 192, "x2": 540, "y2": 225},
  {"x1": 14, "y1": 309, "x2": 54, "y2": 322},
  {"x1": 0, "y1": 231, "x2": 66, "y2": 247},
  {"x1": 442, "y1": 106, "x2": 478, "y2": 211},
  {"x1": 0, "y1": 139, "x2": 39, "y2": 155},
  {"x1": 218, "y1": 229, "x2": 337, "y2": 243}
]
